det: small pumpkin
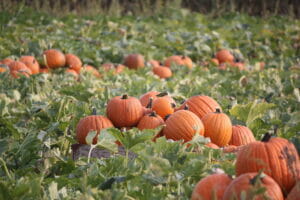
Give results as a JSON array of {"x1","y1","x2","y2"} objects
[
  {"x1": 210, "y1": 58, "x2": 219, "y2": 65},
  {"x1": 164, "y1": 55, "x2": 193, "y2": 69},
  {"x1": 82, "y1": 65, "x2": 101, "y2": 77},
  {"x1": 230, "y1": 61, "x2": 245, "y2": 70},
  {"x1": 76, "y1": 113, "x2": 114, "y2": 144},
  {"x1": 202, "y1": 108, "x2": 232, "y2": 147},
  {"x1": 43, "y1": 49, "x2": 66, "y2": 69},
  {"x1": 65, "y1": 68, "x2": 79, "y2": 79},
  {"x1": 123, "y1": 54, "x2": 145, "y2": 69},
  {"x1": 215, "y1": 49, "x2": 234, "y2": 64},
  {"x1": 191, "y1": 173, "x2": 232, "y2": 200},
  {"x1": 137, "y1": 111, "x2": 164, "y2": 130},
  {"x1": 19, "y1": 56, "x2": 40, "y2": 74},
  {"x1": 236, "y1": 133, "x2": 300, "y2": 194},
  {"x1": 8, "y1": 61, "x2": 32, "y2": 78},
  {"x1": 148, "y1": 60, "x2": 161, "y2": 67},
  {"x1": 152, "y1": 96, "x2": 175, "y2": 119},
  {"x1": 223, "y1": 172, "x2": 284, "y2": 200},
  {"x1": 229, "y1": 125, "x2": 256, "y2": 146},
  {"x1": 205, "y1": 142, "x2": 220, "y2": 149},
  {"x1": 102, "y1": 63, "x2": 125, "y2": 74},
  {"x1": 152, "y1": 66, "x2": 172, "y2": 79},
  {"x1": 163, "y1": 110, "x2": 204, "y2": 142},
  {"x1": 177, "y1": 95, "x2": 221, "y2": 119},
  {"x1": 65, "y1": 53, "x2": 82, "y2": 73},
  {"x1": 106, "y1": 94, "x2": 144, "y2": 128},
  {"x1": 0, "y1": 58, "x2": 14, "y2": 66},
  {"x1": 139, "y1": 91, "x2": 160, "y2": 107}
]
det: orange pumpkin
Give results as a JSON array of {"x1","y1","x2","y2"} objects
[
  {"x1": 202, "y1": 108, "x2": 232, "y2": 147},
  {"x1": 230, "y1": 62, "x2": 245, "y2": 70},
  {"x1": 152, "y1": 96, "x2": 175, "y2": 119},
  {"x1": 229, "y1": 125, "x2": 256, "y2": 146},
  {"x1": 216, "y1": 49, "x2": 234, "y2": 64},
  {"x1": 236, "y1": 133, "x2": 300, "y2": 194},
  {"x1": 163, "y1": 110, "x2": 204, "y2": 142},
  {"x1": 123, "y1": 54, "x2": 145, "y2": 69},
  {"x1": 210, "y1": 58, "x2": 219, "y2": 65},
  {"x1": 0, "y1": 64, "x2": 8, "y2": 73},
  {"x1": 164, "y1": 55, "x2": 193, "y2": 69},
  {"x1": 205, "y1": 142, "x2": 220, "y2": 149},
  {"x1": 65, "y1": 68, "x2": 79, "y2": 79},
  {"x1": 8, "y1": 61, "x2": 32, "y2": 78},
  {"x1": 106, "y1": 94, "x2": 144, "y2": 128},
  {"x1": 39, "y1": 67, "x2": 50, "y2": 74},
  {"x1": 139, "y1": 91, "x2": 160, "y2": 107},
  {"x1": 148, "y1": 60, "x2": 161, "y2": 67},
  {"x1": 101, "y1": 63, "x2": 125, "y2": 74},
  {"x1": 1, "y1": 58, "x2": 14, "y2": 66},
  {"x1": 191, "y1": 173, "x2": 232, "y2": 200},
  {"x1": 65, "y1": 53, "x2": 82, "y2": 73},
  {"x1": 76, "y1": 114, "x2": 114, "y2": 144},
  {"x1": 137, "y1": 111, "x2": 164, "y2": 130},
  {"x1": 177, "y1": 95, "x2": 221, "y2": 119},
  {"x1": 43, "y1": 49, "x2": 66, "y2": 69},
  {"x1": 223, "y1": 172, "x2": 284, "y2": 200},
  {"x1": 286, "y1": 182, "x2": 300, "y2": 200},
  {"x1": 82, "y1": 65, "x2": 101, "y2": 77},
  {"x1": 19, "y1": 56, "x2": 40, "y2": 74},
  {"x1": 152, "y1": 66, "x2": 172, "y2": 79}
]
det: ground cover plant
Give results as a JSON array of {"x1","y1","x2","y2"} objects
[{"x1": 0, "y1": 6, "x2": 300, "y2": 200}]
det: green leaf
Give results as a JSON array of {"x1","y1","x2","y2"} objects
[{"x1": 85, "y1": 130, "x2": 97, "y2": 145}]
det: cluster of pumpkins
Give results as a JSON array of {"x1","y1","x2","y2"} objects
[
  {"x1": 75, "y1": 91, "x2": 300, "y2": 199},
  {"x1": 0, "y1": 48, "x2": 250, "y2": 79}
]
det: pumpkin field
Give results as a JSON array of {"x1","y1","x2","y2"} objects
[{"x1": 0, "y1": 5, "x2": 300, "y2": 200}]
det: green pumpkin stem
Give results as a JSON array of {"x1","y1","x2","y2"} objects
[
  {"x1": 261, "y1": 133, "x2": 272, "y2": 142},
  {"x1": 121, "y1": 94, "x2": 128, "y2": 99},
  {"x1": 156, "y1": 92, "x2": 168, "y2": 97},
  {"x1": 92, "y1": 108, "x2": 97, "y2": 115},
  {"x1": 149, "y1": 111, "x2": 157, "y2": 117},
  {"x1": 146, "y1": 97, "x2": 153, "y2": 109},
  {"x1": 215, "y1": 108, "x2": 221, "y2": 113}
]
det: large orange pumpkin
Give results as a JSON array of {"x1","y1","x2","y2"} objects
[
  {"x1": 191, "y1": 173, "x2": 232, "y2": 200},
  {"x1": 76, "y1": 115, "x2": 114, "y2": 144},
  {"x1": 229, "y1": 125, "x2": 256, "y2": 146},
  {"x1": 215, "y1": 49, "x2": 234, "y2": 64},
  {"x1": 43, "y1": 49, "x2": 66, "y2": 69},
  {"x1": 236, "y1": 133, "x2": 300, "y2": 194},
  {"x1": 223, "y1": 172, "x2": 284, "y2": 200},
  {"x1": 65, "y1": 53, "x2": 82, "y2": 73},
  {"x1": 137, "y1": 111, "x2": 164, "y2": 130},
  {"x1": 19, "y1": 56, "x2": 40, "y2": 74},
  {"x1": 106, "y1": 94, "x2": 144, "y2": 128},
  {"x1": 152, "y1": 96, "x2": 175, "y2": 119},
  {"x1": 152, "y1": 66, "x2": 172, "y2": 79},
  {"x1": 177, "y1": 95, "x2": 221, "y2": 119},
  {"x1": 163, "y1": 110, "x2": 204, "y2": 142},
  {"x1": 202, "y1": 109, "x2": 232, "y2": 147},
  {"x1": 123, "y1": 54, "x2": 145, "y2": 69}
]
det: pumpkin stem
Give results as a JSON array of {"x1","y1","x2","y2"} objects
[
  {"x1": 149, "y1": 111, "x2": 157, "y2": 117},
  {"x1": 146, "y1": 97, "x2": 153, "y2": 109},
  {"x1": 121, "y1": 94, "x2": 129, "y2": 99},
  {"x1": 261, "y1": 133, "x2": 272, "y2": 142},
  {"x1": 171, "y1": 103, "x2": 176, "y2": 108},
  {"x1": 215, "y1": 108, "x2": 221, "y2": 113},
  {"x1": 183, "y1": 104, "x2": 189, "y2": 110},
  {"x1": 159, "y1": 61, "x2": 163, "y2": 65},
  {"x1": 182, "y1": 56, "x2": 186, "y2": 59},
  {"x1": 164, "y1": 114, "x2": 171, "y2": 120},
  {"x1": 156, "y1": 92, "x2": 168, "y2": 97},
  {"x1": 92, "y1": 108, "x2": 97, "y2": 115}
]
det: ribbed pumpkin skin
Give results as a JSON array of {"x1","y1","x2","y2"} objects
[
  {"x1": 223, "y1": 173, "x2": 284, "y2": 200},
  {"x1": 229, "y1": 125, "x2": 256, "y2": 146},
  {"x1": 106, "y1": 95, "x2": 144, "y2": 128},
  {"x1": 163, "y1": 110, "x2": 204, "y2": 142},
  {"x1": 152, "y1": 66, "x2": 172, "y2": 79},
  {"x1": 202, "y1": 110, "x2": 232, "y2": 147},
  {"x1": 65, "y1": 53, "x2": 82, "y2": 73},
  {"x1": 139, "y1": 91, "x2": 160, "y2": 107},
  {"x1": 44, "y1": 49, "x2": 66, "y2": 69},
  {"x1": 19, "y1": 56, "x2": 40, "y2": 74},
  {"x1": 152, "y1": 97, "x2": 174, "y2": 119},
  {"x1": 191, "y1": 173, "x2": 232, "y2": 200},
  {"x1": 178, "y1": 95, "x2": 221, "y2": 119},
  {"x1": 76, "y1": 115, "x2": 114, "y2": 144},
  {"x1": 124, "y1": 54, "x2": 144, "y2": 69},
  {"x1": 286, "y1": 182, "x2": 300, "y2": 200},
  {"x1": 137, "y1": 112, "x2": 164, "y2": 130},
  {"x1": 236, "y1": 137, "x2": 300, "y2": 194}
]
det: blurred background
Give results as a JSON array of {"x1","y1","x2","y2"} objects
[{"x1": 1, "y1": 0, "x2": 299, "y2": 17}]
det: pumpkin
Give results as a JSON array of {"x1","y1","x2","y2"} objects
[
  {"x1": 210, "y1": 58, "x2": 219, "y2": 65},
  {"x1": 205, "y1": 142, "x2": 220, "y2": 149},
  {"x1": 223, "y1": 172, "x2": 284, "y2": 200},
  {"x1": 65, "y1": 53, "x2": 82, "y2": 73},
  {"x1": 223, "y1": 145, "x2": 240, "y2": 153},
  {"x1": 43, "y1": 49, "x2": 66, "y2": 69},
  {"x1": 0, "y1": 58, "x2": 14, "y2": 66},
  {"x1": 164, "y1": 55, "x2": 193, "y2": 69},
  {"x1": 19, "y1": 56, "x2": 40, "y2": 74},
  {"x1": 0, "y1": 64, "x2": 8, "y2": 73},
  {"x1": 229, "y1": 125, "x2": 256, "y2": 146},
  {"x1": 236, "y1": 133, "x2": 300, "y2": 194},
  {"x1": 152, "y1": 66, "x2": 172, "y2": 79},
  {"x1": 65, "y1": 68, "x2": 79, "y2": 79},
  {"x1": 177, "y1": 95, "x2": 221, "y2": 119},
  {"x1": 286, "y1": 181, "x2": 300, "y2": 200},
  {"x1": 152, "y1": 96, "x2": 175, "y2": 119},
  {"x1": 163, "y1": 110, "x2": 204, "y2": 142},
  {"x1": 156, "y1": 92, "x2": 176, "y2": 105},
  {"x1": 137, "y1": 111, "x2": 164, "y2": 130},
  {"x1": 39, "y1": 66, "x2": 50, "y2": 74},
  {"x1": 76, "y1": 114, "x2": 114, "y2": 144},
  {"x1": 82, "y1": 65, "x2": 101, "y2": 77},
  {"x1": 182, "y1": 56, "x2": 193, "y2": 69},
  {"x1": 139, "y1": 91, "x2": 160, "y2": 107},
  {"x1": 191, "y1": 173, "x2": 232, "y2": 200},
  {"x1": 148, "y1": 60, "x2": 161, "y2": 67},
  {"x1": 230, "y1": 62, "x2": 245, "y2": 70},
  {"x1": 8, "y1": 61, "x2": 32, "y2": 78},
  {"x1": 106, "y1": 94, "x2": 144, "y2": 128},
  {"x1": 123, "y1": 54, "x2": 145, "y2": 69},
  {"x1": 215, "y1": 49, "x2": 234, "y2": 64},
  {"x1": 202, "y1": 108, "x2": 232, "y2": 147},
  {"x1": 102, "y1": 63, "x2": 125, "y2": 74}
]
